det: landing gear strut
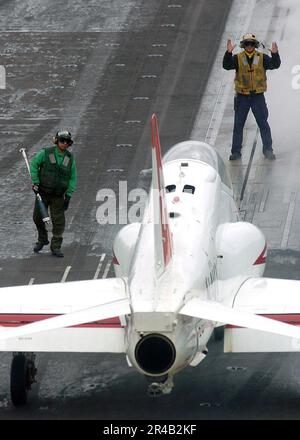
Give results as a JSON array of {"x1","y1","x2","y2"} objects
[
  {"x1": 147, "y1": 375, "x2": 174, "y2": 397},
  {"x1": 10, "y1": 352, "x2": 37, "y2": 406},
  {"x1": 214, "y1": 326, "x2": 224, "y2": 341}
]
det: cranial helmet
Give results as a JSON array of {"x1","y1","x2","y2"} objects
[
  {"x1": 54, "y1": 130, "x2": 73, "y2": 145},
  {"x1": 239, "y1": 33, "x2": 259, "y2": 48}
]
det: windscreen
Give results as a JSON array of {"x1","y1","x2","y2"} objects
[{"x1": 163, "y1": 141, "x2": 232, "y2": 189}]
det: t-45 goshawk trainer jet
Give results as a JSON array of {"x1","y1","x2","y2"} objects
[{"x1": 1, "y1": 114, "x2": 300, "y2": 405}]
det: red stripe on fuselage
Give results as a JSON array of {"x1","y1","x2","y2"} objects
[
  {"x1": 112, "y1": 249, "x2": 119, "y2": 265},
  {"x1": 0, "y1": 314, "x2": 124, "y2": 328},
  {"x1": 253, "y1": 243, "x2": 267, "y2": 265}
]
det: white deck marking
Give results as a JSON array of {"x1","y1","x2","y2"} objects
[
  {"x1": 102, "y1": 261, "x2": 112, "y2": 279},
  {"x1": 93, "y1": 253, "x2": 106, "y2": 279},
  {"x1": 281, "y1": 192, "x2": 297, "y2": 250},
  {"x1": 61, "y1": 266, "x2": 72, "y2": 283}
]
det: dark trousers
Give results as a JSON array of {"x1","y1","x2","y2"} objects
[
  {"x1": 232, "y1": 93, "x2": 273, "y2": 154},
  {"x1": 33, "y1": 192, "x2": 65, "y2": 250}
]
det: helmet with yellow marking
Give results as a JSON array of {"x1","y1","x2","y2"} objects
[{"x1": 239, "y1": 33, "x2": 259, "y2": 49}]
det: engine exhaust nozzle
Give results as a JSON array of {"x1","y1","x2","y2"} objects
[{"x1": 135, "y1": 333, "x2": 176, "y2": 375}]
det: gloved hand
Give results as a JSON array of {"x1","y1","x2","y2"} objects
[
  {"x1": 63, "y1": 195, "x2": 71, "y2": 211},
  {"x1": 32, "y1": 184, "x2": 39, "y2": 195}
]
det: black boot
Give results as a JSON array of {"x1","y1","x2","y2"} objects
[
  {"x1": 34, "y1": 240, "x2": 49, "y2": 253},
  {"x1": 229, "y1": 152, "x2": 242, "y2": 161},
  {"x1": 263, "y1": 149, "x2": 276, "y2": 160},
  {"x1": 51, "y1": 248, "x2": 64, "y2": 258}
]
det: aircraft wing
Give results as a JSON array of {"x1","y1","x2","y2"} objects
[
  {"x1": 231, "y1": 277, "x2": 300, "y2": 314},
  {"x1": 224, "y1": 276, "x2": 300, "y2": 352},
  {"x1": 180, "y1": 277, "x2": 300, "y2": 353},
  {"x1": 0, "y1": 277, "x2": 130, "y2": 353}
]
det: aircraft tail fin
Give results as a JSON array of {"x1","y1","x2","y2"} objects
[{"x1": 151, "y1": 114, "x2": 173, "y2": 277}]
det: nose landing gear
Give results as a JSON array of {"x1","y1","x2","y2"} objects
[{"x1": 10, "y1": 352, "x2": 37, "y2": 406}]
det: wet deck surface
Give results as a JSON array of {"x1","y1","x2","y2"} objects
[{"x1": 1, "y1": 0, "x2": 300, "y2": 420}]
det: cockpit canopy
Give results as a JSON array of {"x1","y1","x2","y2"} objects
[{"x1": 163, "y1": 141, "x2": 232, "y2": 189}]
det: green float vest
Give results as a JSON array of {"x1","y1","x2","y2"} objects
[
  {"x1": 235, "y1": 51, "x2": 267, "y2": 95},
  {"x1": 39, "y1": 146, "x2": 73, "y2": 196}
]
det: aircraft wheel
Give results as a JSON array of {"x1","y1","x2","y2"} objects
[
  {"x1": 214, "y1": 326, "x2": 224, "y2": 341},
  {"x1": 10, "y1": 353, "x2": 36, "y2": 406}
]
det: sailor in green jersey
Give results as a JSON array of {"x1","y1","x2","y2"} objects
[{"x1": 30, "y1": 130, "x2": 77, "y2": 257}]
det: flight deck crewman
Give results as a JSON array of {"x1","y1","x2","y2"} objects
[
  {"x1": 30, "y1": 130, "x2": 77, "y2": 257},
  {"x1": 223, "y1": 33, "x2": 281, "y2": 161}
]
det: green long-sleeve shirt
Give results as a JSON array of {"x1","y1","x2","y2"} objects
[{"x1": 30, "y1": 146, "x2": 77, "y2": 197}]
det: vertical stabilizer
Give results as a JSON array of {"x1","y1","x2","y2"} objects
[{"x1": 151, "y1": 114, "x2": 173, "y2": 277}]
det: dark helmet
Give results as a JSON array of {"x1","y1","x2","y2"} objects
[
  {"x1": 54, "y1": 130, "x2": 73, "y2": 145},
  {"x1": 239, "y1": 33, "x2": 259, "y2": 49}
]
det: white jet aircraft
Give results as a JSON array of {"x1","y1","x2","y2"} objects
[{"x1": 1, "y1": 114, "x2": 300, "y2": 406}]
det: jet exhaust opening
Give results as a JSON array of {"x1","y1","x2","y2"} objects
[{"x1": 135, "y1": 333, "x2": 176, "y2": 375}]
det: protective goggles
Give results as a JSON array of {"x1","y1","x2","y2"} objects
[
  {"x1": 58, "y1": 137, "x2": 72, "y2": 144},
  {"x1": 243, "y1": 41, "x2": 256, "y2": 47}
]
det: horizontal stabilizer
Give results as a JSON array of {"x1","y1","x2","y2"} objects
[
  {"x1": 0, "y1": 298, "x2": 130, "y2": 341},
  {"x1": 180, "y1": 298, "x2": 300, "y2": 340},
  {"x1": 0, "y1": 278, "x2": 131, "y2": 341}
]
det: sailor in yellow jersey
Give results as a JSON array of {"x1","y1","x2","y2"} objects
[{"x1": 223, "y1": 33, "x2": 281, "y2": 161}]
